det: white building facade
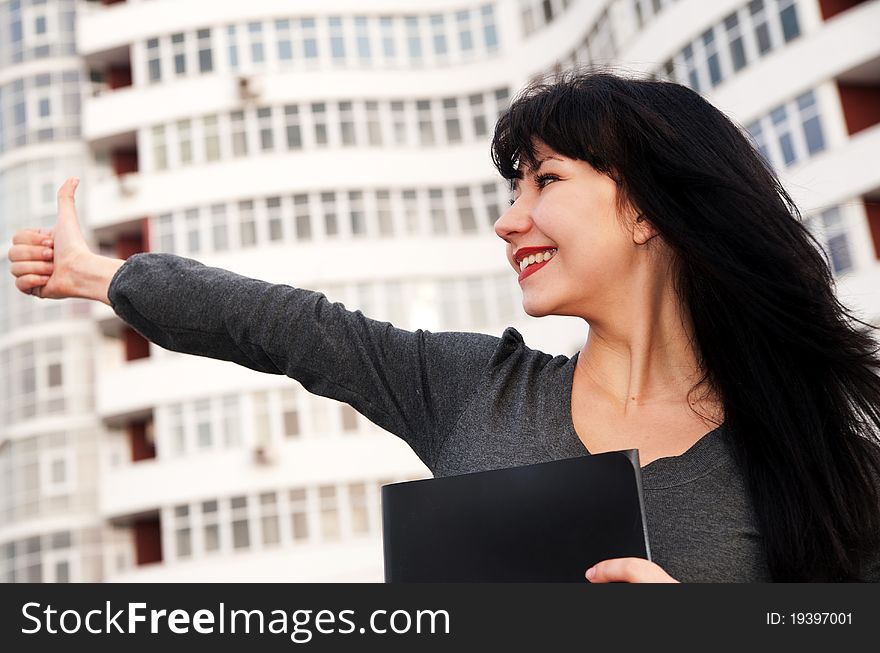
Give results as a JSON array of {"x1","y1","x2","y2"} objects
[{"x1": 1, "y1": 0, "x2": 878, "y2": 582}]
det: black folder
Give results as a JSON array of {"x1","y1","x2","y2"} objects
[{"x1": 381, "y1": 451, "x2": 651, "y2": 582}]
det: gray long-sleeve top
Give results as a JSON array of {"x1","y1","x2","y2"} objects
[{"x1": 107, "y1": 252, "x2": 880, "y2": 582}]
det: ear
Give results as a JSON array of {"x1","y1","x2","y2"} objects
[{"x1": 632, "y1": 213, "x2": 659, "y2": 246}]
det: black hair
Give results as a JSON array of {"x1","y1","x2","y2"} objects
[{"x1": 491, "y1": 69, "x2": 880, "y2": 581}]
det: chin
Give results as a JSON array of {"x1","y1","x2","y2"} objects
[{"x1": 521, "y1": 300, "x2": 554, "y2": 318}]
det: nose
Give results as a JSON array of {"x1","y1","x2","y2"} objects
[{"x1": 493, "y1": 198, "x2": 533, "y2": 243}]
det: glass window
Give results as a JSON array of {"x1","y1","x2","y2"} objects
[
  {"x1": 355, "y1": 16, "x2": 371, "y2": 62},
  {"x1": 290, "y1": 489, "x2": 309, "y2": 541},
  {"x1": 703, "y1": 28, "x2": 721, "y2": 87},
  {"x1": 725, "y1": 13, "x2": 747, "y2": 72},
  {"x1": 406, "y1": 16, "x2": 422, "y2": 62},
  {"x1": 221, "y1": 394, "x2": 241, "y2": 446},
  {"x1": 260, "y1": 493, "x2": 280, "y2": 546},
  {"x1": 365, "y1": 101, "x2": 382, "y2": 146},
  {"x1": 185, "y1": 208, "x2": 201, "y2": 254},
  {"x1": 276, "y1": 19, "x2": 293, "y2": 61},
  {"x1": 267, "y1": 197, "x2": 283, "y2": 242},
  {"x1": 374, "y1": 189, "x2": 394, "y2": 236},
  {"x1": 319, "y1": 485, "x2": 340, "y2": 541},
  {"x1": 227, "y1": 25, "x2": 239, "y2": 69},
  {"x1": 380, "y1": 16, "x2": 396, "y2": 60},
  {"x1": 429, "y1": 188, "x2": 447, "y2": 234},
  {"x1": 301, "y1": 18, "x2": 318, "y2": 59},
  {"x1": 194, "y1": 397, "x2": 211, "y2": 447},
  {"x1": 230, "y1": 110, "x2": 247, "y2": 157},
  {"x1": 146, "y1": 37, "x2": 161, "y2": 82},
  {"x1": 239, "y1": 200, "x2": 256, "y2": 247},
  {"x1": 417, "y1": 100, "x2": 434, "y2": 145},
  {"x1": 174, "y1": 505, "x2": 191, "y2": 558},
  {"x1": 248, "y1": 22, "x2": 265, "y2": 64},
  {"x1": 204, "y1": 114, "x2": 220, "y2": 161},
  {"x1": 481, "y1": 4, "x2": 499, "y2": 50},
  {"x1": 482, "y1": 182, "x2": 500, "y2": 226},
  {"x1": 797, "y1": 91, "x2": 825, "y2": 156},
  {"x1": 746, "y1": 120, "x2": 770, "y2": 162},
  {"x1": 321, "y1": 192, "x2": 338, "y2": 237},
  {"x1": 311, "y1": 102, "x2": 327, "y2": 145},
  {"x1": 177, "y1": 119, "x2": 192, "y2": 165},
  {"x1": 749, "y1": 0, "x2": 772, "y2": 56},
  {"x1": 171, "y1": 33, "x2": 186, "y2": 76},
  {"x1": 469, "y1": 93, "x2": 487, "y2": 137},
  {"x1": 151, "y1": 125, "x2": 167, "y2": 170},
  {"x1": 456, "y1": 10, "x2": 473, "y2": 52},
  {"x1": 197, "y1": 29, "x2": 213, "y2": 73},
  {"x1": 779, "y1": 0, "x2": 800, "y2": 42},
  {"x1": 402, "y1": 189, "x2": 420, "y2": 234},
  {"x1": 230, "y1": 496, "x2": 250, "y2": 549},
  {"x1": 391, "y1": 100, "x2": 407, "y2": 145},
  {"x1": 442, "y1": 98, "x2": 461, "y2": 143},
  {"x1": 281, "y1": 388, "x2": 300, "y2": 437},
  {"x1": 339, "y1": 101, "x2": 356, "y2": 145},
  {"x1": 770, "y1": 105, "x2": 796, "y2": 166},
  {"x1": 284, "y1": 105, "x2": 302, "y2": 149},
  {"x1": 349, "y1": 483, "x2": 369, "y2": 534},
  {"x1": 210, "y1": 204, "x2": 228, "y2": 252},
  {"x1": 329, "y1": 16, "x2": 346, "y2": 62},
  {"x1": 349, "y1": 191, "x2": 366, "y2": 236},
  {"x1": 430, "y1": 15, "x2": 447, "y2": 57},
  {"x1": 294, "y1": 194, "x2": 312, "y2": 240},
  {"x1": 257, "y1": 107, "x2": 274, "y2": 151},
  {"x1": 202, "y1": 500, "x2": 220, "y2": 552},
  {"x1": 455, "y1": 186, "x2": 476, "y2": 232}
]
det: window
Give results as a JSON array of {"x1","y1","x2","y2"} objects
[
  {"x1": 455, "y1": 187, "x2": 477, "y2": 232},
  {"x1": 724, "y1": 13, "x2": 747, "y2": 73},
  {"x1": 221, "y1": 395, "x2": 241, "y2": 446},
  {"x1": 494, "y1": 87, "x2": 510, "y2": 119},
  {"x1": 174, "y1": 505, "x2": 191, "y2": 558},
  {"x1": 151, "y1": 125, "x2": 167, "y2": 170},
  {"x1": 749, "y1": 0, "x2": 772, "y2": 56},
  {"x1": 402, "y1": 189, "x2": 420, "y2": 234},
  {"x1": 429, "y1": 188, "x2": 447, "y2": 234},
  {"x1": 820, "y1": 208, "x2": 853, "y2": 275},
  {"x1": 294, "y1": 194, "x2": 312, "y2": 240},
  {"x1": 203, "y1": 114, "x2": 220, "y2": 161},
  {"x1": 380, "y1": 16, "x2": 396, "y2": 60},
  {"x1": 365, "y1": 101, "x2": 381, "y2": 146},
  {"x1": 290, "y1": 489, "x2": 309, "y2": 541},
  {"x1": 430, "y1": 14, "x2": 448, "y2": 57},
  {"x1": 443, "y1": 98, "x2": 461, "y2": 143},
  {"x1": 231, "y1": 111, "x2": 247, "y2": 157},
  {"x1": 185, "y1": 208, "x2": 201, "y2": 254},
  {"x1": 248, "y1": 22, "x2": 265, "y2": 64},
  {"x1": 779, "y1": 0, "x2": 800, "y2": 42},
  {"x1": 391, "y1": 100, "x2": 407, "y2": 145},
  {"x1": 146, "y1": 38, "x2": 161, "y2": 82},
  {"x1": 177, "y1": 119, "x2": 192, "y2": 165},
  {"x1": 197, "y1": 29, "x2": 213, "y2": 72},
  {"x1": 239, "y1": 200, "x2": 256, "y2": 247},
  {"x1": 167, "y1": 403, "x2": 185, "y2": 454},
  {"x1": 355, "y1": 16, "x2": 371, "y2": 62},
  {"x1": 284, "y1": 105, "x2": 302, "y2": 149},
  {"x1": 349, "y1": 191, "x2": 366, "y2": 236},
  {"x1": 329, "y1": 16, "x2": 346, "y2": 62},
  {"x1": 339, "y1": 101, "x2": 356, "y2": 146},
  {"x1": 202, "y1": 500, "x2": 220, "y2": 552},
  {"x1": 301, "y1": 18, "x2": 318, "y2": 59},
  {"x1": 318, "y1": 485, "x2": 340, "y2": 541},
  {"x1": 417, "y1": 100, "x2": 434, "y2": 145},
  {"x1": 797, "y1": 91, "x2": 824, "y2": 156},
  {"x1": 482, "y1": 182, "x2": 501, "y2": 226},
  {"x1": 171, "y1": 33, "x2": 186, "y2": 76},
  {"x1": 267, "y1": 197, "x2": 283, "y2": 242},
  {"x1": 230, "y1": 496, "x2": 250, "y2": 550},
  {"x1": 376, "y1": 190, "x2": 393, "y2": 236},
  {"x1": 349, "y1": 483, "x2": 369, "y2": 534},
  {"x1": 257, "y1": 107, "x2": 274, "y2": 151},
  {"x1": 253, "y1": 391, "x2": 271, "y2": 450},
  {"x1": 469, "y1": 93, "x2": 487, "y2": 137},
  {"x1": 311, "y1": 102, "x2": 327, "y2": 145},
  {"x1": 770, "y1": 104, "x2": 795, "y2": 166},
  {"x1": 457, "y1": 10, "x2": 474, "y2": 52},
  {"x1": 210, "y1": 204, "x2": 228, "y2": 252},
  {"x1": 321, "y1": 192, "x2": 338, "y2": 237},
  {"x1": 281, "y1": 388, "x2": 300, "y2": 438},
  {"x1": 276, "y1": 19, "x2": 293, "y2": 61},
  {"x1": 227, "y1": 25, "x2": 239, "y2": 69},
  {"x1": 260, "y1": 493, "x2": 280, "y2": 546},
  {"x1": 703, "y1": 28, "x2": 721, "y2": 87},
  {"x1": 746, "y1": 120, "x2": 770, "y2": 162},
  {"x1": 406, "y1": 16, "x2": 422, "y2": 62},
  {"x1": 481, "y1": 4, "x2": 499, "y2": 50},
  {"x1": 466, "y1": 277, "x2": 488, "y2": 326}
]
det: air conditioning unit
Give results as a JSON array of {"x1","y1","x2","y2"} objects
[{"x1": 237, "y1": 75, "x2": 263, "y2": 103}]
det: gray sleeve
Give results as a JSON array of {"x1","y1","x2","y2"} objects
[{"x1": 107, "y1": 252, "x2": 501, "y2": 468}]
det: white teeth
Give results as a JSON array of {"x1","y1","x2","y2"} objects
[{"x1": 518, "y1": 249, "x2": 557, "y2": 273}]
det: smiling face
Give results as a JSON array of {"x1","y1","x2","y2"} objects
[{"x1": 494, "y1": 141, "x2": 657, "y2": 321}]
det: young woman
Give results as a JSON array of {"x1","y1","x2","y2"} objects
[{"x1": 9, "y1": 72, "x2": 880, "y2": 582}]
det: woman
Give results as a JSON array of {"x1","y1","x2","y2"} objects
[{"x1": 9, "y1": 71, "x2": 880, "y2": 582}]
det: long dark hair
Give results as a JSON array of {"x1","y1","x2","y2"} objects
[{"x1": 491, "y1": 70, "x2": 880, "y2": 581}]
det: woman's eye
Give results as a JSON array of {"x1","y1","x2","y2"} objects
[{"x1": 535, "y1": 174, "x2": 558, "y2": 189}]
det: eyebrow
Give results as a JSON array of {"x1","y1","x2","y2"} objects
[{"x1": 512, "y1": 156, "x2": 564, "y2": 192}]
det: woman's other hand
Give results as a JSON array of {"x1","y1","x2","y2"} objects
[
  {"x1": 585, "y1": 558, "x2": 680, "y2": 583},
  {"x1": 7, "y1": 177, "x2": 122, "y2": 304}
]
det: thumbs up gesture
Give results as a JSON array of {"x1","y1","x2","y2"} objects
[{"x1": 7, "y1": 177, "x2": 97, "y2": 300}]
